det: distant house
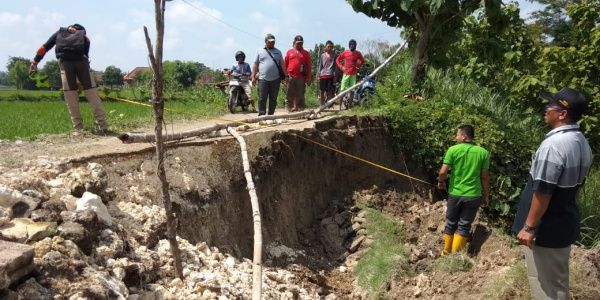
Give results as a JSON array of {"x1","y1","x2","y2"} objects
[{"x1": 123, "y1": 67, "x2": 151, "y2": 83}]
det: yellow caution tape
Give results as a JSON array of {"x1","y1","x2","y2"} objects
[{"x1": 104, "y1": 96, "x2": 435, "y2": 186}]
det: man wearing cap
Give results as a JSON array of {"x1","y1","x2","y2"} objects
[
  {"x1": 512, "y1": 87, "x2": 593, "y2": 299},
  {"x1": 29, "y1": 23, "x2": 107, "y2": 133},
  {"x1": 283, "y1": 35, "x2": 312, "y2": 112},
  {"x1": 252, "y1": 33, "x2": 286, "y2": 116}
]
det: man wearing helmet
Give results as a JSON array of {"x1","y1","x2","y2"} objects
[
  {"x1": 228, "y1": 51, "x2": 255, "y2": 111},
  {"x1": 29, "y1": 24, "x2": 107, "y2": 133}
]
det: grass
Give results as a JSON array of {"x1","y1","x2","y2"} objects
[
  {"x1": 433, "y1": 253, "x2": 474, "y2": 274},
  {"x1": 579, "y1": 168, "x2": 600, "y2": 248},
  {"x1": 0, "y1": 83, "x2": 328, "y2": 140},
  {"x1": 355, "y1": 207, "x2": 407, "y2": 298},
  {"x1": 0, "y1": 88, "x2": 62, "y2": 101},
  {"x1": 483, "y1": 261, "x2": 531, "y2": 299},
  {"x1": 0, "y1": 99, "x2": 226, "y2": 140}
]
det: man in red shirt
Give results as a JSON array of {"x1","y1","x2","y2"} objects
[
  {"x1": 335, "y1": 39, "x2": 365, "y2": 110},
  {"x1": 283, "y1": 35, "x2": 312, "y2": 112}
]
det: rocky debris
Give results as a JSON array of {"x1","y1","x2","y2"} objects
[
  {"x1": 0, "y1": 206, "x2": 10, "y2": 227},
  {"x1": 62, "y1": 163, "x2": 108, "y2": 198},
  {"x1": 0, "y1": 185, "x2": 41, "y2": 218},
  {"x1": 58, "y1": 221, "x2": 93, "y2": 255},
  {"x1": 0, "y1": 240, "x2": 35, "y2": 289},
  {"x1": 0, "y1": 218, "x2": 57, "y2": 243},
  {"x1": 13, "y1": 278, "x2": 52, "y2": 299},
  {"x1": 76, "y1": 192, "x2": 112, "y2": 226}
]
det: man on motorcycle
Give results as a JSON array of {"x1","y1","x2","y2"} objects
[{"x1": 228, "y1": 51, "x2": 255, "y2": 111}]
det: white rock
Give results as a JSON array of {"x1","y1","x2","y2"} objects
[
  {"x1": 113, "y1": 267, "x2": 125, "y2": 280},
  {"x1": 225, "y1": 256, "x2": 235, "y2": 269},
  {"x1": 76, "y1": 192, "x2": 112, "y2": 226}
]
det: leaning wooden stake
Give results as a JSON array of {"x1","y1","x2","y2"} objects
[
  {"x1": 227, "y1": 127, "x2": 263, "y2": 299},
  {"x1": 144, "y1": 0, "x2": 183, "y2": 279}
]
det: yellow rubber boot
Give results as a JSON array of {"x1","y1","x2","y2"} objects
[
  {"x1": 451, "y1": 233, "x2": 468, "y2": 253},
  {"x1": 440, "y1": 233, "x2": 454, "y2": 256}
]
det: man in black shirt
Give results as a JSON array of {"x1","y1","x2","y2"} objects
[{"x1": 30, "y1": 24, "x2": 107, "y2": 133}]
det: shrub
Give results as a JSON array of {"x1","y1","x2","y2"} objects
[{"x1": 376, "y1": 57, "x2": 545, "y2": 225}]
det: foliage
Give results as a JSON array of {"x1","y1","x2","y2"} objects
[
  {"x1": 40, "y1": 60, "x2": 61, "y2": 90},
  {"x1": 355, "y1": 207, "x2": 407, "y2": 298},
  {"x1": 164, "y1": 60, "x2": 204, "y2": 88},
  {"x1": 578, "y1": 168, "x2": 600, "y2": 248},
  {"x1": 528, "y1": 0, "x2": 573, "y2": 46},
  {"x1": 433, "y1": 253, "x2": 474, "y2": 274},
  {"x1": 0, "y1": 89, "x2": 62, "y2": 102},
  {"x1": 0, "y1": 87, "x2": 227, "y2": 140},
  {"x1": 449, "y1": 3, "x2": 542, "y2": 106},
  {"x1": 102, "y1": 65, "x2": 124, "y2": 88},
  {"x1": 0, "y1": 71, "x2": 9, "y2": 86},
  {"x1": 348, "y1": 0, "x2": 499, "y2": 83},
  {"x1": 7, "y1": 57, "x2": 35, "y2": 90},
  {"x1": 450, "y1": 0, "x2": 600, "y2": 150},
  {"x1": 377, "y1": 57, "x2": 544, "y2": 223},
  {"x1": 483, "y1": 261, "x2": 530, "y2": 299}
]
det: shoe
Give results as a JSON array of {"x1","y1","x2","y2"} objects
[
  {"x1": 451, "y1": 233, "x2": 468, "y2": 253},
  {"x1": 440, "y1": 233, "x2": 454, "y2": 256}
]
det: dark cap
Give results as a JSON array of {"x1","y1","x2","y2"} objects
[
  {"x1": 70, "y1": 23, "x2": 85, "y2": 31},
  {"x1": 294, "y1": 35, "x2": 304, "y2": 43},
  {"x1": 265, "y1": 33, "x2": 275, "y2": 42},
  {"x1": 540, "y1": 87, "x2": 588, "y2": 116}
]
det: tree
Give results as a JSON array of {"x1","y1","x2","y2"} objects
[
  {"x1": 528, "y1": 0, "x2": 573, "y2": 46},
  {"x1": 0, "y1": 71, "x2": 8, "y2": 86},
  {"x1": 7, "y1": 56, "x2": 35, "y2": 89},
  {"x1": 163, "y1": 60, "x2": 201, "y2": 88},
  {"x1": 102, "y1": 65, "x2": 124, "y2": 89},
  {"x1": 348, "y1": 0, "x2": 501, "y2": 84},
  {"x1": 40, "y1": 60, "x2": 61, "y2": 90}
]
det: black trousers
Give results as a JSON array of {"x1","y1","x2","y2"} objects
[
  {"x1": 444, "y1": 195, "x2": 481, "y2": 236},
  {"x1": 258, "y1": 79, "x2": 281, "y2": 115}
]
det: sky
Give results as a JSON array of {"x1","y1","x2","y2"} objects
[{"x1": 0, "y1": 0, "x2": 543, "y2": 74}]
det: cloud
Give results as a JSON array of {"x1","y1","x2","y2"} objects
[
  {"x1": 0, "y1": 12, "x2": 22, "y2": 27},
  {"x1": 166, "y1": 0, "x2": 222, "y2": 25}
]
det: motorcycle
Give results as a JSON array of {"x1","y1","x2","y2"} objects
[
  {"x1": 353, "y1": 76, "x2": 377, "y2": 106},
  {"x1": 227, "y1": 72, "x2": 251, "y2": 113},
  {"x1": 341, "y1": 75, "x2": 377, "y2": 109}
]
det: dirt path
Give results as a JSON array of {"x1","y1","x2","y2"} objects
[{"x1": 0, "y1": 109, "x2": 337, "y2": 167}]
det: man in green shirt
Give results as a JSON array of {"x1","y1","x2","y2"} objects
[{"x1": 437, "y1": 125, "x2": 490, "y2": 255}]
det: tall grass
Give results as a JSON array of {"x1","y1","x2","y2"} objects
[
  {"x1": 355, "y1": 207, "x2": 407, "y2": 298},
  {"x1": 579, "y1": 168, "x2": 600, "y2": 248}
]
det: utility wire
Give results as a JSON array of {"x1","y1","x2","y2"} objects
[{"x1": 180, "y1": 0, "x2": 262, "y2": 40}]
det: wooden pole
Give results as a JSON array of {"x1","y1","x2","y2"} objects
[
  {"x1": 144, "y1": 0, "x2": 183, "y2": 279},
  {"x1": 226, "y1": 127, "x2": 263, "y2": 299}
]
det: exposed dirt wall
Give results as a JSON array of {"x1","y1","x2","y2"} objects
[{"x1": 101, "y1": 116, "x2": 428, "y2": 259}]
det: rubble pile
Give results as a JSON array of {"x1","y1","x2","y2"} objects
[{"x1": 0, "y1": 159, "x2": 335, "y2": 299}]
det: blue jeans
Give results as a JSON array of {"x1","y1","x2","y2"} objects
[{"x1": 444, "y1": 195, "x2": 481, "y2": 236}]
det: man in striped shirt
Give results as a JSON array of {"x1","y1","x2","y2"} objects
[{"x1": 513, "y1": 87, "x2": 593, "y2": 299}]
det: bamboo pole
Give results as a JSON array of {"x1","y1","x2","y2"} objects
[
  {"x1": 309, "y1": 40, "x2": 408, "y2": 118},
  {"x1": 145, "y1": 0, "x2": 183, "y2": 279},
  {"x1": 118, "y1": 111, "x2": 311, "y2": 143},
  {"x1": 118, "y1": 39, "x2": 407, "y2": 144},
  {"x1": 226, "y1": 127, "x2": 262, "y2": 299}
]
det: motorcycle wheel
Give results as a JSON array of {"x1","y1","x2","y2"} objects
[{"x1": 228, "y1": 92, "x2": 237, "y2": 114}]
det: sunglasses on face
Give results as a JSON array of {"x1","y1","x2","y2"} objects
[{"x1": 544, "y1": 105, "x2": 566, "y2": 113}]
